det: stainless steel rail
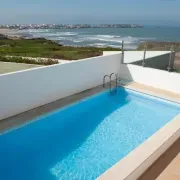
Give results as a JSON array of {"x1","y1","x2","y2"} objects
[
  {"x1": 103, "y1": 75, "x2": 111, "y2": 88},
  {"x1": 103, "y1": 73, "x2": 118, "y2": 94},
  {"x1": 142, "y1": 43, "x2": 147, "y2": 67},
  {"x1": 110, "y1": 73, "x2": 118, "y2": 93}
]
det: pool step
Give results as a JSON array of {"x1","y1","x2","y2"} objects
[{"x1": 110, "y1": 89, "x2": 117, "y2": 95}]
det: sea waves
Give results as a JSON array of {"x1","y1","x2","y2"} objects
[{"x1": 19, "y1": 29, "x2": 156, "y2": 49}]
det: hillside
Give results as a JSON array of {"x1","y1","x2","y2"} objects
[{"x1": 0, "y1": 38, "x2": 120, "y2": 60}]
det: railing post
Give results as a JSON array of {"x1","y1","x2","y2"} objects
[
  {"x1": 167, "y1": 45, "x2": 174, "y2": 72},
  {"x1": 142, "y1": 43, "x2": 147, "y2": 67},
  {"x1": 121, "y1": 40, "x2": 124, "y2": 64}
]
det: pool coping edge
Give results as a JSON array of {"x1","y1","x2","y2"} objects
[{"x1": 98, "y1": 114, "x2": 180, "y2": 180}]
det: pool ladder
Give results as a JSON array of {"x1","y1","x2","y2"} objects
[{"x1": 103, "y1": 73, "x2": 118, "y2": 94}]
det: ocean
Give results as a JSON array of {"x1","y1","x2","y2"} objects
[{"x1": 18, "y1": 26, "x2": 180, "y2": 50}]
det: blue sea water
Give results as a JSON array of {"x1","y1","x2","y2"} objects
[
  {"x1": 0, "y1": 88, "x2": 180, "y2": 180},
  {"x1": 19, "y1": 26, "x2": 180, "y2": 49}
]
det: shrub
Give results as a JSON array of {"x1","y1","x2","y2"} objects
[{"x1": 0, "y1": 56, "x2": 58, "y2": 65}]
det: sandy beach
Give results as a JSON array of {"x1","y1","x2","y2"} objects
[{"x1": 0, "y1": 28, "x2": 22, "y2": 38}]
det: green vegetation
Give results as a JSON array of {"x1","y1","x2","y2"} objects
[
  {"x1": 0, "y1": 56, "x2": 58, "y2": 65},
  {"x1": 0, "y1": 38, "x2": 120, "y2": 60},
  {"x1": 174, "y1": 69, "x2": 180, "y2": 73}
]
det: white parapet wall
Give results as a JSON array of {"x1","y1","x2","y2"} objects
[
  {"x1": 103, "y1": 51, "x2": 121, "y2": 56},
  {"x1": 0, "y1": 53, "x2": 122, "y2": 120},
  {"x1": 104, "y1": 51, "x2": 171, "y2": 70},
  {"x1": 0, "y1": 51, "x2": 179, "y2": 120},
  {"x1": 119, "y1": 64, "x2": 180, "y2": 94},
  {"x1": 103, "y1": 51, "x2": 171, "y2": 63},
  {"x1": 104, "y1": 50, "x2": 180, "y2": 94},
  {"x1": 129, "y1": 52, "x2": 172, "y2": 70},
  {"x1": 123, "y1": 51, "x2": 171, "y2": 64}
]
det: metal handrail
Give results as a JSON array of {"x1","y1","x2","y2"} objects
[
  {"x1": 103, "y1": 73, "x2": 118, "y2": 94},
  {"x1": 142, "y1": 43, "x2": 147, "y2": 67},
  {"x1": 103, "y1": 75, "x2": 111, "y2": 88},
  {"x1": 110, "y1": 73, "x2": 118, "y2": 92},
  {"x1": 167, "y1": 45, "x2": 174, "y2": 72},
  {"x1": 121, "y1": 40, "x2": 124, "y2": 64}
]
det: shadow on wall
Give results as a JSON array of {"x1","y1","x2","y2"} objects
[
  {"x1": 119, "y1": 64, "x2": 134, "y2": 83},
  {"x1": 129, "y1": 53, "x2": 172, "y2": 71}
]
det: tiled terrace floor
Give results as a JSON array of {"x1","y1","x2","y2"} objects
[
  {"x1": 124, "y1": 82, "x2": 180, "y2": 103},
  {"x1": 0, "y1": 61, "x2": 42, "y2": 74},
  {"x1": 139, "y1": 138, "x2": 180, "y2": 180}
]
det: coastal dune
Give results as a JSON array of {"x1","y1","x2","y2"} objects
[{"x1": 0, "y1": 28, "x2": 21, "y2": 39}]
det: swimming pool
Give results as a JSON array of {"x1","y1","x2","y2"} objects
[{"x1": 0, "y1": 87, "x2": 180, "y2": 180}]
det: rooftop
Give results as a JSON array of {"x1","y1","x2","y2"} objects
[
  {"x1": 0, "y1": 61, "x2": 42, "y2": 74},
  {"x1": 0, "y1": 50, "x2": 179, "y2": 180}
]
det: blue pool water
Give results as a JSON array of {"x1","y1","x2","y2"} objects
[{"x1": 0, "y1": 88, "x2": 180, "y2": 180}]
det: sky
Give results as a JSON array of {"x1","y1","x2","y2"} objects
[{"x1": 0, "y1": 0, "x2": 180, "y2": 25}]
